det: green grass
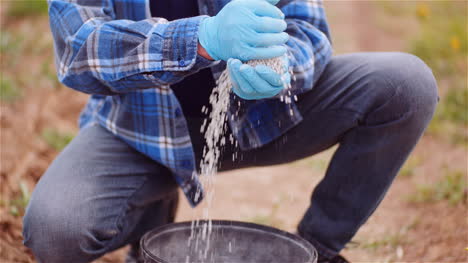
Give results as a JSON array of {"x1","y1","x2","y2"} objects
[
  {"x1": 0, "y1": 30, "x2": 22, "y2": 54},
  {"x1": 399, "y1": 156, "x2": 421, "y2": 178},
  {"x1": 439, "y1": 87, "x2": 468, "y2": 126},
  {"x1": 0, "y1": 75, "x2": 21, "y2": 102},
  {"x1": 6, "y1": 0, "x2": 48, "y2": 19},
  {"x1": 41, "y1": 128, "x2": 74, "y2": 151},
  {"x1": 427, "y1": 86, "x2": 468, "y2": 146},
  {"x1": 308, "y1": 158, "x2": 328, "y2": 173},
  {"x1": 9, "y1": 181, "x2": 31, "y2": 217},
  {"x1": 355, "y1": 218, "x2": 419, "y2": 252},
  {"x1": 41, "y1": 59, "x2": 62, "y2": 89},
  {"x1": 0, "y1": 32, "x2": 23, "y2": 69},
  {"x1": 435, "y1": 171, "x2": 467, "y2": 205},
  {"x1": 361, "y1": 233, "x2": 404, "y2": 250},
  {"x1": 408, "y1": 170, "x2": 467, "y2": 205}
]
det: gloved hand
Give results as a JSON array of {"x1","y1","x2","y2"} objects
[
  {"x1": 198, "y1": 0, "x2": 289, "y2": 62},
  {"x1": 228, "y1": 56, "x2": 291, "y2": 100}
]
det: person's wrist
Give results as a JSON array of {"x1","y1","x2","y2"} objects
[
  {"x1": 197, "y1": 41, "x2": 214, "y2": 61},
  {"x1": 198, "y1": 17, "x2": 219, "y2": 61}
]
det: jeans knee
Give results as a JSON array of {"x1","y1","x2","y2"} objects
[
  {"x1": 367, "y1": 52, "x2": 438, "y2": 124},
  {"x1": 387, "y1": 53, "x2": 437, "y2": 110},
  {"x1": 395, "y1": 53, "x2": 437, "y2": 111},
  {"x1": 23, "y1": 193, "x2": 118, "y2": 262},
  {"x1": 23, "y1": 199, "x2": 73, "y2": 262},
  {"x1": 23, "y1": 199, "x2": 71, "y2": 262}
]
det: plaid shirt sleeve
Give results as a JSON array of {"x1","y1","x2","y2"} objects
[
  {"x1": 48, "y1": 0, "x2": 218, "y2": 95},
  {"x1": 279, "y1": 0, "x2": 332, "y2": 96}
]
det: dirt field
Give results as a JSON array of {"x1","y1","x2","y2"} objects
[{"x1": 1, "y1": 1, "x2": 467, "y2": 263}]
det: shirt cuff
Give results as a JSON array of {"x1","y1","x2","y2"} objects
[{"x1": 159, "y1": 15, "x2": 219, "y2": 71}]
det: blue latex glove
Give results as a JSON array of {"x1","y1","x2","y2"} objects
[
  {"x1": 198, "y1": 0, "x2": 289, "y2": 62},
  {"x1": 228, "y1": 57, "x2": 291, "y2": 100}
]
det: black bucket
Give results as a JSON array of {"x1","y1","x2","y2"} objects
[{"x1": 140, "y1": 220, "x2": 317, "y2": 263}]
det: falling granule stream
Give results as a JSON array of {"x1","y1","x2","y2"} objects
[{"x1": 187, "y1": 55, "x2": 293, "y2": 262}]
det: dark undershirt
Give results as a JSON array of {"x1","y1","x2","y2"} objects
[{"x1": 150, "y1": 0, "x2": 216, "y2": 117}]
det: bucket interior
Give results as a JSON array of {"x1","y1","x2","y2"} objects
[{"x1": 140, "y1": 220, "x2": 317, "y2": 263}]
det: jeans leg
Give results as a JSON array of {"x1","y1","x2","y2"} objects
[
  {"x1": 218, "y1": 52, "x2": 438, "y2": 257},
  {"x1": 22, "y1": 124, "x2": 178, "y2": 263},
  {"x1": 297, "y1": 52, "x2": 438, "y2": 256}
]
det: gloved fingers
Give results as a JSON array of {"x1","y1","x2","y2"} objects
[
  {"x1": 228, "y1": 59, "x2": 257, "y2": 99},
  {"x1": 231, "y1": 77, "x2": 259, "y2": 100},
  {"x1": 263, "y1": 0, "x2": 281, "y2": 5},
  {"x1": 282, "y1": 71, "x2": 291, "y2": 85},
  {"x1": 248, "y1": 32, "x2": 289, "y2": 47},
  {"x1": 231, "y1": 82, "x2": 255, "y2": 100},
  {"x1": 254, "y1": 65, "x2": 284, "y2": 87},
  {"x1": 281, "y1": 55, "x2": 292, "y2": 85},
  {"x1": 282, "y1": 55, "x2": 290, "y2": 71},
  {"x1": 249, "y1": 0, "x2": 285, "y2": 19},
  {"x1": 227, "y1": 59, "x2": 241, "y2": 88},
  {"x1": 244, "y1": 45, "x2": 287, "y2": 61},
  {"x1": 239, "y1": 64, "x2": 283, "y2": 95},
  {"x1": 228, "y1": 60, "x2": 248, "y2": 98},
  {"x1": 254, "y1": 17, "x2": 287, "y2": 33}
]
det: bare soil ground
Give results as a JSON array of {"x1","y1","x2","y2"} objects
[{"x1": 1, "y1": 1, "x2": 467, "y2": 263}]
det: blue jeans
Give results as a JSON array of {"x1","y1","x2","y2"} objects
[{"x1": 23, "y1": 52, "x2": 438, "y2": 262}]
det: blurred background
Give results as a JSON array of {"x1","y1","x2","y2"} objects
[{"x1": 0, "y1": 1, "x2": 466, "y2": 262}]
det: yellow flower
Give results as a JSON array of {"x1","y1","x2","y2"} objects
[
  {"x1": 450, "y1": 36, "x2": 461, "y2": 51},
  {"x1": 416, "y1": 4, "x2": 430, "y2": 20}
]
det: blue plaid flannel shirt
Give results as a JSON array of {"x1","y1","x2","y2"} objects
[{"x1": 47, "y1": 0, "x2": 332, "y2": 207}]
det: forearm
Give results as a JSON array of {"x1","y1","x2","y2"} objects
[{"x1": 49, "y1": 0, "x2": 218, "y2": 95}]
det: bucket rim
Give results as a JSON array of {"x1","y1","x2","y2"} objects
[{"x1": 140, "y1": 219, "x2": 317, "y2": 263}]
